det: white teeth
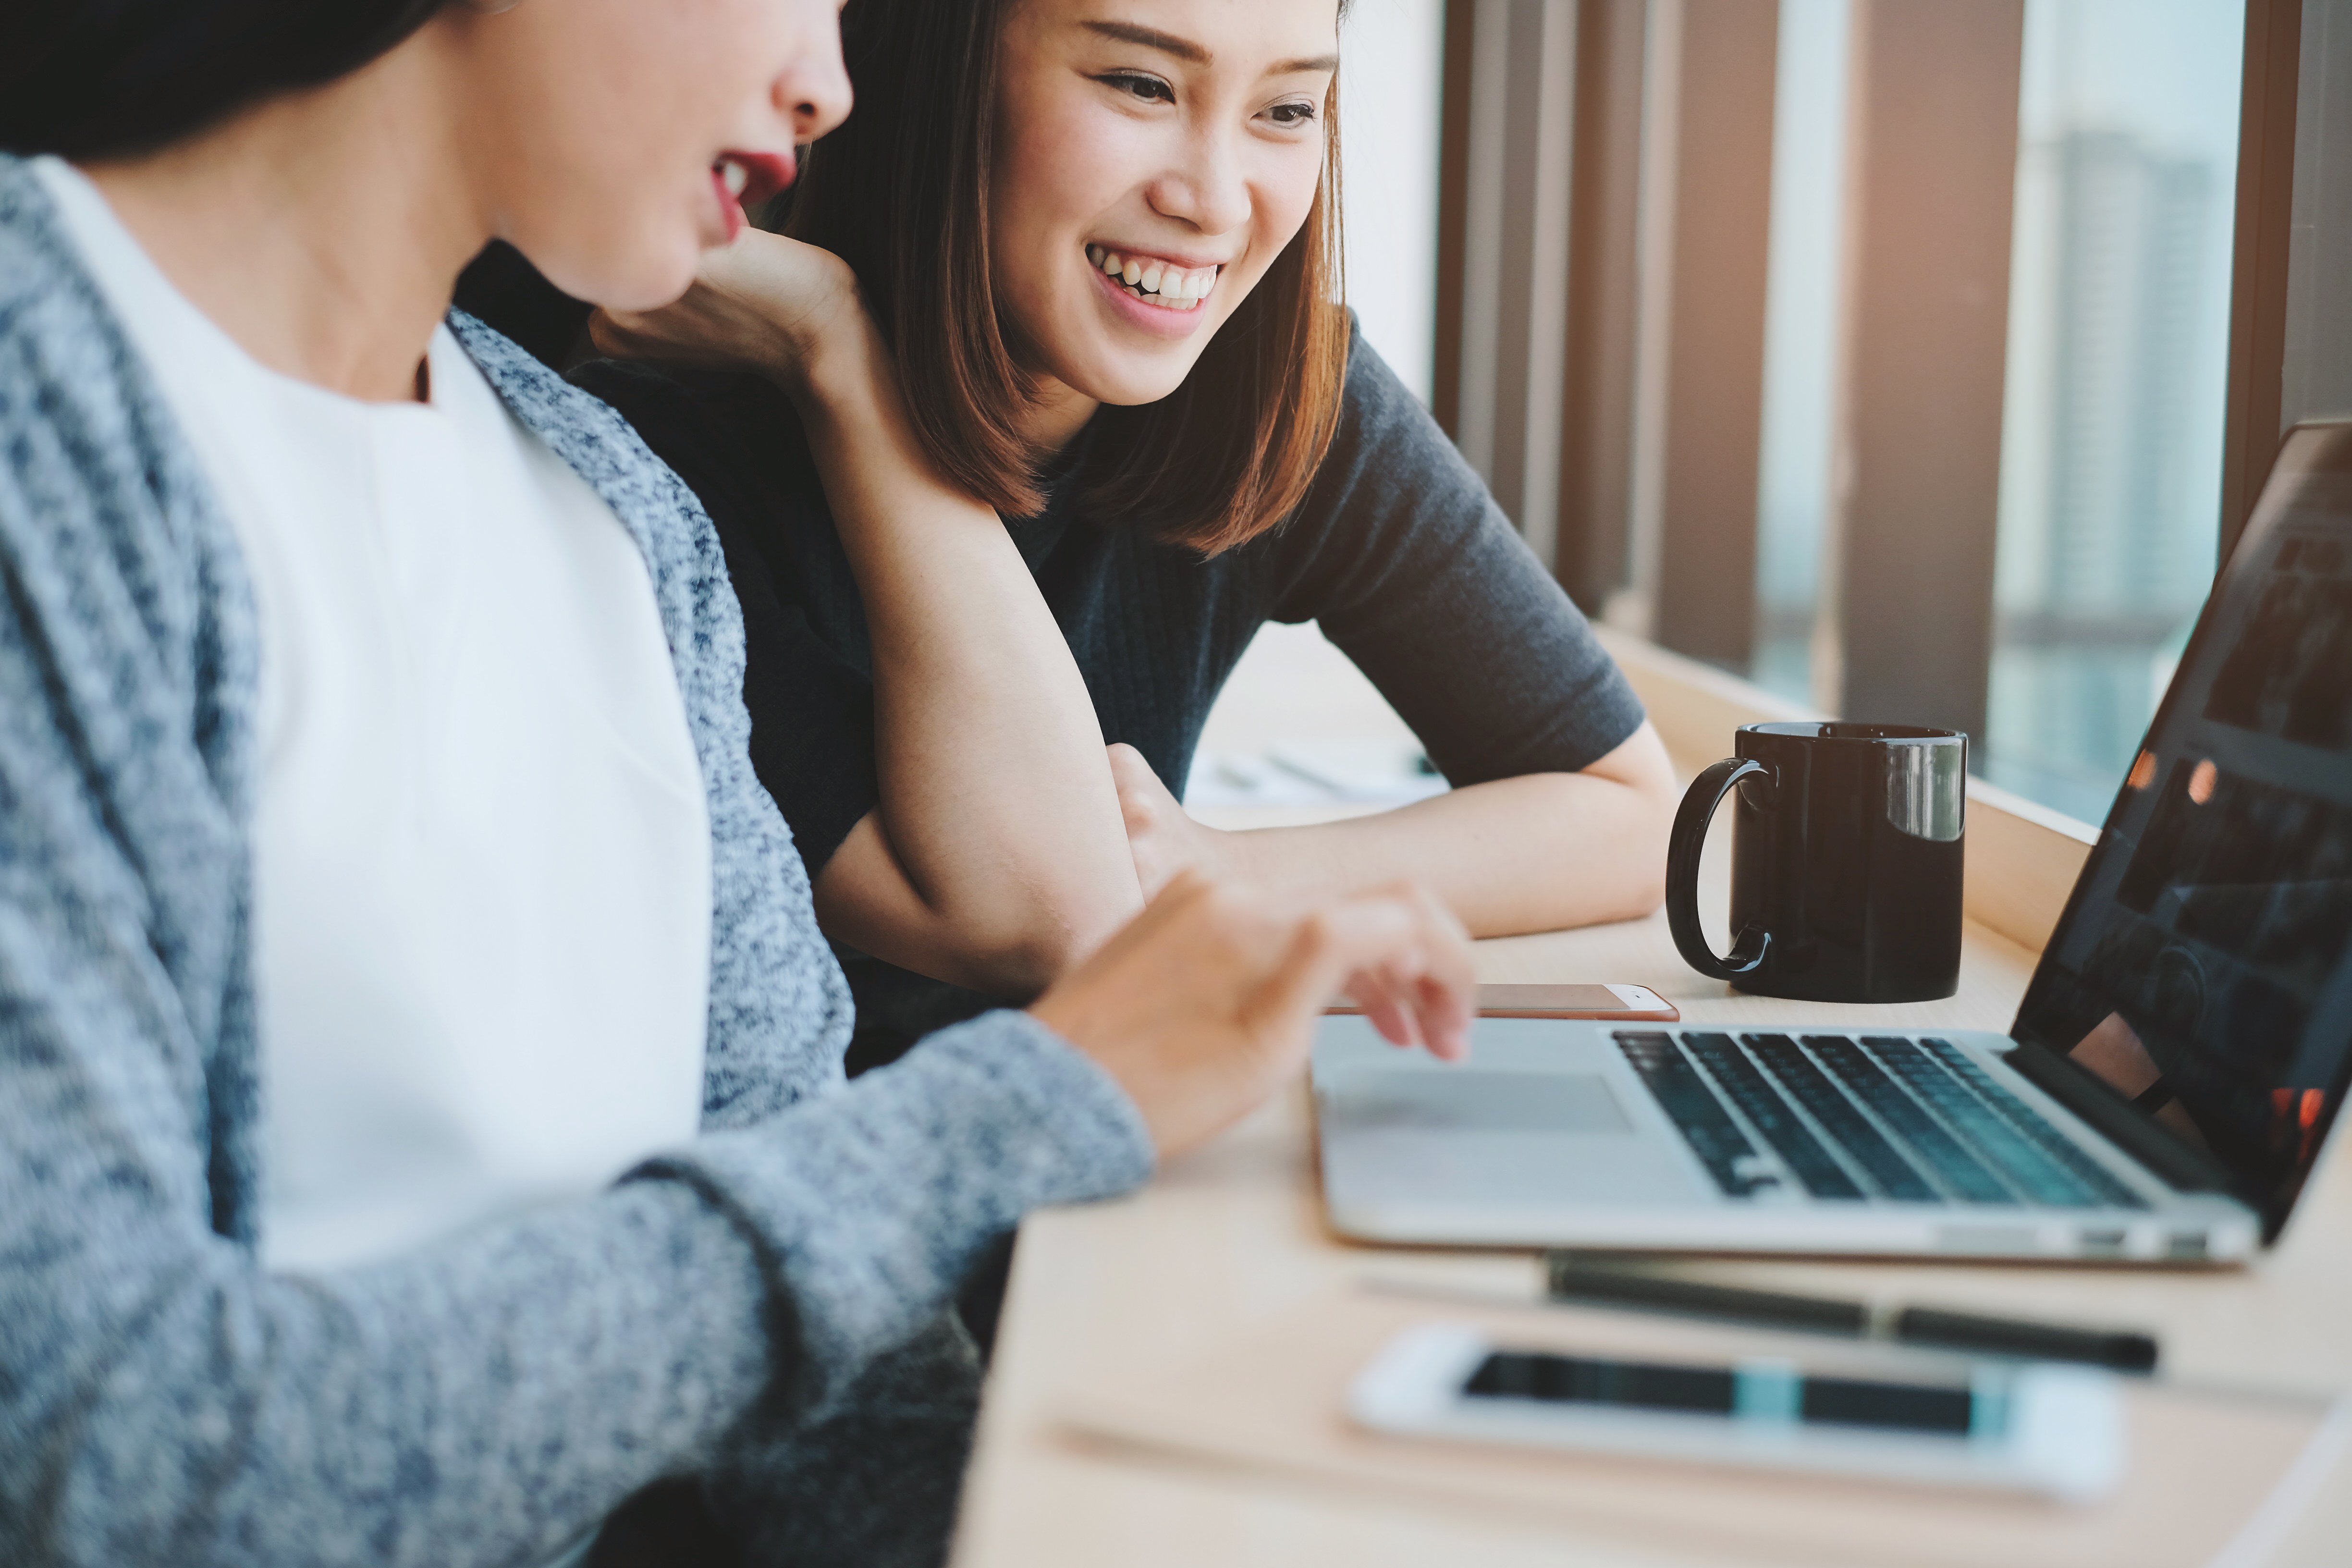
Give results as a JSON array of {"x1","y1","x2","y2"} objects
[
  {"x1": 1090, "y1": 246, "x2": 1218, "y2": 308},
  {"x1": 720, "y1": 159, "x2": 748, "y2": 198}
]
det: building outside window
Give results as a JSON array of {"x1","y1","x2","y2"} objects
[
  {"x1": 1987, "y1": 0, "x2": 2247, "y2": 821},
  {"x1": 1750, "y1": 0, "x2": 2249, "y2": 824}
]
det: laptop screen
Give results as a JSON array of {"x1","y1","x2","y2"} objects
[{"x1": 2011, "y1": 422, "x2": 2352, "y2": 1237}]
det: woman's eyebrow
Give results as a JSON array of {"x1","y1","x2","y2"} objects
[
  {"x1": 1082, "y1": 19, "x2": 1210, "y2": 63},
  {"x1": 1078, "y1": 19, "x2": 1338, "y2": 76}
]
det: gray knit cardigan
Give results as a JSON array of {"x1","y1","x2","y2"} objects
[{"x1": 0, "y1": 155, "x2": 1154, "y2": 1567}]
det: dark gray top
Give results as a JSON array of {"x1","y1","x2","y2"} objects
[
  {"x1": 0, "y1": 156, "x2": 1152, "y2": 1568},
  {"x1": 576, "y1": 321, "x2": 1645, "y2": 1057}
]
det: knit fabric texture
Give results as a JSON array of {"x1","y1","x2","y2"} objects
[{"x1": 0, "y1": 155, "x2": 1154, "y2": 1568}]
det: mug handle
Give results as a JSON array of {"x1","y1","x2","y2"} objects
[{"x1": 1666, "y1": 758, "x2": 1774, "y2": 980}]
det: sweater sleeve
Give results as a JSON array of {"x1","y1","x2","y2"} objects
[
  {"x1": 0, "y1": 251, "x2": 1154, "y2": 1568},
  {"x1": 1268, "y1": 323, "x2": 1647, "y2": 784},
  {"x1": 0, "y1": 727, "x2": 1146, "y2": 1568}
]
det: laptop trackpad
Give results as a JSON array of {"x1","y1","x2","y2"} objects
[
  {"x1": 1322, "y1": 1067, "x2": 1709, "y2": 1206},
  {"x1": 1330, "y1": 1071, "x2": 1632, "y2": 1133}
]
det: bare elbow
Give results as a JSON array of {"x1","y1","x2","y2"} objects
[
  {"x1": 1615, "y1": 864, "x2": 1669, "y2": 923},
  {"x1": 1624, "y1": 770, "x2": 1679, "y2": 919},
  {"x1": 1580, "y1": 831, "x2": 1668, "y2": 926},
  {"x1": 923, "y1": 877, "x2": 1139, "y2": 997},
  {"x1": 945, "y1": 916, "x2": 1086, "y2": 1000},
  {"x1": 1566, "y1": 742, "x2": 1677, "y2": 926},
  {"x1": 817, "y1": 816, "x2": 1131, "y2": 998}
]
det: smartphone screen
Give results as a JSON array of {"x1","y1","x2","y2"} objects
[{"x1": 1350, "y1": 1324, "x2": 2124, "y2": 1501}]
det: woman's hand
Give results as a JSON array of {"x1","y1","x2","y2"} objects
[
  {"x1": 588, "y1": 229, "x2": 869, "y2": 399},
  {"x1": 1109, "y1": 742, "x2": 1243, "y2": 899},
  {"x1": 1030, "y1": 872, "x2": 1475, "y2": 1160}
]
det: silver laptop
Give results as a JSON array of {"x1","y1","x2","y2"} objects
[{"x1": 1314, "y1": 421, "x2": 2352, "y2": 1265}]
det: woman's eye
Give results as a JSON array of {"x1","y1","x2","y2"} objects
[
  {"x1": 1100, "y1": 72, "x2": 1176, "y2": 105},
  {"x1": 1266, "y1": 100, "x2": 1319, "y2": 128}
]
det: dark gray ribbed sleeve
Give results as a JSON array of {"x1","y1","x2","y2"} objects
[{"x1": 1270, "y1": 329, "x2": 1647, "y2": 784}]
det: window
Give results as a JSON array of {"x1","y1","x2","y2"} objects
[
  {"x1": 1432, "y1": 0, "x2": 2337, "y2": 828},
  {"x1": 1752, "y1": 0, "x2": 1853, "y2": 709},
  {"x1": 1985, "y1": 0, "x2": 2247, "y2": 821}
]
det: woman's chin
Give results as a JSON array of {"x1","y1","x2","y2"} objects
[
  {"x1": 1063, "y1": 349, "x2": 1208, "y2": 410},
  {"x1": 529, "y1": 231, "x2": 705, "y2": 318}
]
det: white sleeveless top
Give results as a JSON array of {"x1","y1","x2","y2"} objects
[{"x1": 37, "y1": 159, "x2": 712, "y2": 1276}]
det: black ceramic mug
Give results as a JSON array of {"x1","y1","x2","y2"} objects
[{"x1": 1666, "y1": 723, "x2": 1967, "y2": 1004}]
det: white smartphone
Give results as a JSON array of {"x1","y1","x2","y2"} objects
[
  {"x1": 1329, "y1": 984, "x2": 1679, "y2": 1021},
  {"x1": 1348, "y1": 1323, "x2": 2125, "y2": 1502}
]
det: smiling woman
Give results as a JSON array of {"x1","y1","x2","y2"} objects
[
  {"x1": 571, "y1": 0, "x2": 1678, "y2": 1072},
  {"x1": 781, "y1": 0, "x2": 1354, "y2": 549}
]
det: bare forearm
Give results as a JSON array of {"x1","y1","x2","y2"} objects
[
  {"x1": 1114, "y1": 726, "x2": 1678, "y2": 939},
  {"x1": 792, "y1": 336, "x2": 1140, "y2": 989},
  {"x1": 1225, "y1": 772, "x2": 1670, "y2": 936}
]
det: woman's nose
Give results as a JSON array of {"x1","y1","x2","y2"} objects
[
  {"x1": 775, "y1": 20, "x2": 853, "y2": 144},
  {"x1": 1151, "y1": 131, "x2": 1253, "y2": 238}
]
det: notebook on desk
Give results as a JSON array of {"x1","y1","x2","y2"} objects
[{"x1": 1313, "y1": 420, "x2": 2352, "y2": 1264}]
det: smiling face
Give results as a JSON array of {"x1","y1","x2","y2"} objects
[
  {"x1": 989, "y1": 0, "x2": 1340, "y2": 422},
  {"x1": 449, "y1": 0, "x2": 854, "y2": 309}
]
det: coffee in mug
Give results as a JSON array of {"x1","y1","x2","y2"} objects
[{"x1": 1666, "y1": 723, "x2": 1966, "y2": 1004}]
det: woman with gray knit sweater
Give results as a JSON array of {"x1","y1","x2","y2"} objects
[{"x1": 0, "y1": 3, "x2": 1475, "y2": 1565}]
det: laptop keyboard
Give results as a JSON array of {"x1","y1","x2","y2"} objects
[
  {"x1": 1803, "y1": 1036, "x2": 2014, "y2": 1202},
  {"x1": 1615, "y1": 1031, "x2": 2147, "y2": 1209},
  {"x1": 1615, "y1": 1032, "x2": 1773, "y2": 1197},
  {"x1": 1918, "y1": 1039, "x2": 2147, "y2": 1208},
  {"x1": 1744, "y1": 1035, "x2": 1938, "y2": 1200},
  {"x1": 1680, "y1": 1034, "x2": 1863, "y2": 1200}
]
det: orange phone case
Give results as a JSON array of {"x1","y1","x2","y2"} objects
[{"x1": 1329, "y1": 984, "x2": 1680, "y2": 1022}]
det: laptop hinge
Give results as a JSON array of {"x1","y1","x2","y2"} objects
[{"x1": 1999, "y1": 1038, "x2": 2243, "y2": 1198}]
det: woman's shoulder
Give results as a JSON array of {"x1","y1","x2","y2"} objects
[
  {"x1": 0, "y1": 157, "x2": 251, "y2": 658},
  {"x1": 0, "y1": 158, "x2": 193, "y2": 489},
  {"x1": 568, "y1": 354, "x2": 791, "y2": 426},
  {"x1": 568, "y1": 356, "x2": 822, "y2": 500},
  {"x1": 1323, "y1": 314, "x2": 1478, "y2": 502},
  {"x1": 1254, "y1": 314, "x2": 1498, "y2": 593}
]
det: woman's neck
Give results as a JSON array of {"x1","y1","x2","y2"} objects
[
  {"x1": 1021, "y1": 375, "x2": 1102, "y2": 457},
  {"x1": 81, "y1": 33, "x2": 487, "y2": 404}
]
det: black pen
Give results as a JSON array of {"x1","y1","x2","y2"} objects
[{"x1": 1543, "y1": 1254, "x2": 2161, "y2": 1372}]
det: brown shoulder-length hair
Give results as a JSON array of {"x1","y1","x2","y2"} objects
[{"x1": 780, "y1": 0, "x2": 1350, "y2": 554}]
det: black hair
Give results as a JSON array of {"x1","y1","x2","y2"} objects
[{"x1": 0, "y1": 0, "x2": 451, "y2": 159}]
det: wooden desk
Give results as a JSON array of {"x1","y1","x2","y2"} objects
[
  {"x1": 953, "y1": 904, "x2": 2352, "y2": 1567},
  {"x1": 950, "y1": 631, "x2": 2352, "y2": 1566}
]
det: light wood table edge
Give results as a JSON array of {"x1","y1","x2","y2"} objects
[{"x1": 949, "y1": 630, "x2": 2352, "y2": 1568}]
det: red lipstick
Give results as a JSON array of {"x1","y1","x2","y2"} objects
[{"x1": 722, "y1": 150, "x2": 797, "y2": 207}]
